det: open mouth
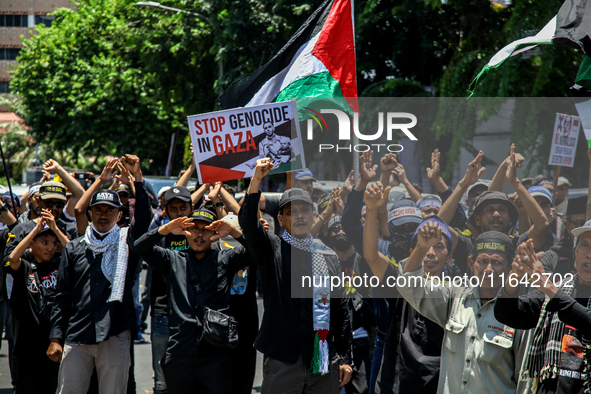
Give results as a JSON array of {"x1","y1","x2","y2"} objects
[
  {"x1": 582, "y1": 263, "x2": 591, "y2": 270},
  {"x1": 294, "y1": 221, "x2": 307, "y2": 228}
]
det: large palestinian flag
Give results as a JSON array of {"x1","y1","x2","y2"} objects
[
  {"x1": 469, "y1": 0, "x2": 591, "y2": 94},
  {"x1": 218, "y1": 0, "x2": 357, "y2": 111}
]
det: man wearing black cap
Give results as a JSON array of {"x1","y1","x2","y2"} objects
[
  {"x1": 239, "y1": 158, "x2": 352, "y2": 394},
  {"x1": 438, "y1": 148, "x2": 548, "y2": 275},
  {"x1": 138, "y1": 185, "x2": 193, "y2": 394},
  {"x1": 133, "y1": 208, "x2": 251, "y2": 394},
  {"x1": 47, "y1": 155, "x2": 150, "y2": 394},
  {"x1": 3, "y1": 180, "x2": 79, "y2": 267},
  {"x1": 399, "y1": 227, "x2": 528, "y2": 394}
]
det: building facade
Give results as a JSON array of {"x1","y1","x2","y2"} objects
[{"x1": 0, "y1": 0, "x2": 73, "y2": 99}]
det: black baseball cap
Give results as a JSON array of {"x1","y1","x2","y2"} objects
[
  {"x1": 469, "y1": 191, "x2": 518, "y2": 230},
  {"x1": 279, "y1": 188, "x2": 313, "y2": 209},
  {"x1": 89, "y1": 190, "x2": 121, "y2": 209},
  {"x1": 165, "y1": 186, "x2": 192, "y2": 206},
  {"x1": 189, "y1": 209, "x2": 217, "y2": 224}
]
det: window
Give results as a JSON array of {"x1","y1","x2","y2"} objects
[
  {"x1": 0, "y1": 82, "x2": 10, "y2": 94},
  {"x1": 0, "y1": 48, "x2": 21, "y2": 60},
  {"x1": 0, "y1": 15, "x2": 29, "y2": 27},
  {"x1": 35, "y1": 15, "x2": 54, "y2": 27}
]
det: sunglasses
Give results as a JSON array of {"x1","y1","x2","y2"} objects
[{"x1": 44, "y1": 201, "x2": 65, "y2": 209}]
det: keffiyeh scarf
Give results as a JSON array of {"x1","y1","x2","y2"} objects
[
  {"x1": 84, "y1": 224, "x2": 129, "y2": 303},
  {"x1": 282, "y1": 230, "x2": 331, "y2": 375},
  {"x1": 521, "y1": 274, "x2": 591, "y2": 393}
]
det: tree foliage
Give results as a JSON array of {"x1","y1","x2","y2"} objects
[{"x1": 9, "y1": 0, "x2": 586, "y2": 181}]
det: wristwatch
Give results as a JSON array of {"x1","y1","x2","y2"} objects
[
  {"x1": 213, "y1": 201, "x2": 224, "y2": 209},
  {"x1": 0, "y1": 204, "x2": 7, "y2": 213}
]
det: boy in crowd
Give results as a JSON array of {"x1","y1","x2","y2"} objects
[{"x1": 8, "y1": 212, "x2": 68, "y2": 393}]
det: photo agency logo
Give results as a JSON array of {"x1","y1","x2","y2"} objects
[{"x1": 302, "y1": 107, "x2": 418, "y2": 152}]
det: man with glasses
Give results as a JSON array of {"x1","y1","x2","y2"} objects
[{"x1": 3, "y1": 181, "x2": 79, "y2": 266}]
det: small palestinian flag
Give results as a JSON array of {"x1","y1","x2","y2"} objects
[
  {"x1": 470, "y1": 0, "x2": 591, "y2": 94},
  {"x1": 218, "y1": 0, "x2": 358, "y2": 112}
]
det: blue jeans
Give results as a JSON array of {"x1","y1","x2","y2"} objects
[
  {"x1": 151, "y1": 315, "x2": 170, "y2": 393},
  {"x1": 368, "y1": 332, "x2": 385, "y2": 394}
]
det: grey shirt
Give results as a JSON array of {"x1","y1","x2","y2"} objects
[{"x1": 397, "y1": 265, "x2": 529, "y2": 394}]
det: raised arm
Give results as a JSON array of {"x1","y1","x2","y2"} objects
[
  {"x1": 8, "y1": 218, "x2": 45, "y2": 272},
  {"x1": 488, "y1": 151, "x2": 524, "y2": 192},
  {"x1": 218, "y1": 185, "x2": 240, "y2": 215},
  {"x1": 191, "y1": 183, "x2": 210, "y2": 207},
  {"x1": 363, "y1": 182, "x2": 392, "y2": 282},
  {"x1": 74, "y1": 159, "x2": 118, "y2": 235},
  {"x1": 40, "y1": 209, "x2": 70, "y2": 247},
  {"x1": 505, "y1": 145, "x2": 548, "y2": 250},
  {"x1": 208, "y1": 182, "x2": 227, "y2": 218},
  {"x1": 43, "y1": 159, "x2": 85, "y2": 219},
  {"x1": 439, "y1": 151, "x2": 486, "y2": 224},
  {"x1": 176, "y1": 144, "x2": 196, "y2": 187},
  {"x1": 239, "y1": 159, "x2": 275, "y2": 267},
  {"x1": 134, "y1": 217, "x2": 190, "y2": 272},
  {"x1": 0, "y1": 200, "x2": 16, "y2": 227},
  {"x1": 426, "y1": 149, "x2": 448, "y2": 193},
  {"x1": 393, "y1": 163, "x2": 421, "y2": 203}
]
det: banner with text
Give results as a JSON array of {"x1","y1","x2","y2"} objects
[
  {"x1": 548, "y1": 112, "x2": 581, "y2": 167},
  {"x1": 187, "y1": 100, "x2": 306, "y2": 183}
]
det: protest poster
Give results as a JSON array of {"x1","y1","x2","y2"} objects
[
  {"x1": 547, "y1": 113, "x2": 581, "y2": 167},
  {"x1": 187, "y1": 100, "x2": 306, "y2": 183}
]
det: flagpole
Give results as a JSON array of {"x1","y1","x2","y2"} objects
[{"x1": 351, "y1": 0, "x2": 359, "y2": 183}]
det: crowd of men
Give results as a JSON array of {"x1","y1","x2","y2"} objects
[{"x1": 0, "y1": 144, "x2": 589, "y2": 394}]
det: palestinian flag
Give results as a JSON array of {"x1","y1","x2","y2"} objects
[
  {"x1": 571, "y1": 55, "x2": 591, "y2": 147},
  {"x1": 469, "y1": 0, "x2": 591, "y2": 94},
  {"x1": 218, "y1": 0, "x2": 357, "y2": 112}
]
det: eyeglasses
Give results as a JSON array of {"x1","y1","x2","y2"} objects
[{"x1": 43, "y1": 201, "x2": 65, "y2": 209}]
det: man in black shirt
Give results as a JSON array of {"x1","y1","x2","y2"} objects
[
  {"x1": 144, "y1": 185, "x2": 193, "y2": 394},
  {"x1": 133, "y1": 209, "x2": 252, "y2": 394},
  {"x1": 47, "y1": 156, "x2": 150, "y2": 394},
  {"x1": 495, "y1": 224, "x2": 591, "y2": 394},
  {"x1": 239, "y1": 158, "x2": 352, "y2": 394}
]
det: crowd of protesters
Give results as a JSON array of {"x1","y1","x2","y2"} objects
[{"x1": 0, "y1": 142, "x2": 589, "y2": 394}]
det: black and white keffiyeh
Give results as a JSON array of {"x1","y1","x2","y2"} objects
[
  {"x1": 83, "y1": 223, "x2": 129, "y2": 303},
  {"x1": 521, "y1": 274, "x2": 591, "y2": 393},
  {"x1": 282, "y1": 230, "x2": 332, "y2": 374}
]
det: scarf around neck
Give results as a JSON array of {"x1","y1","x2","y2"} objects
[{"x1": 84, "y1": 223, "x2": 129, "y2": 303}]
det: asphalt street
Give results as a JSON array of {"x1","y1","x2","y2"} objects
[{"x1": 0, "y1": 269, "x2": 264, "y2": 393}]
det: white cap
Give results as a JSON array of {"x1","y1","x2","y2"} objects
[
  {"x1": 572, "y1": 220, "x2": 591, "y2": 246},
  {"x1": 158, "y1": 186, "x2": 171, "y2": 198},
  {"x1": 557, "y1": 177, "x2": 571, "y2": 187}
]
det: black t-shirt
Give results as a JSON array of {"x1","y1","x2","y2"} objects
[
  {"x1": 150, "y1": 234, "x2": 191, "y2": 317},
  {"x1": 9, "y1": 255, "x2": 59, "y2": 355}
]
